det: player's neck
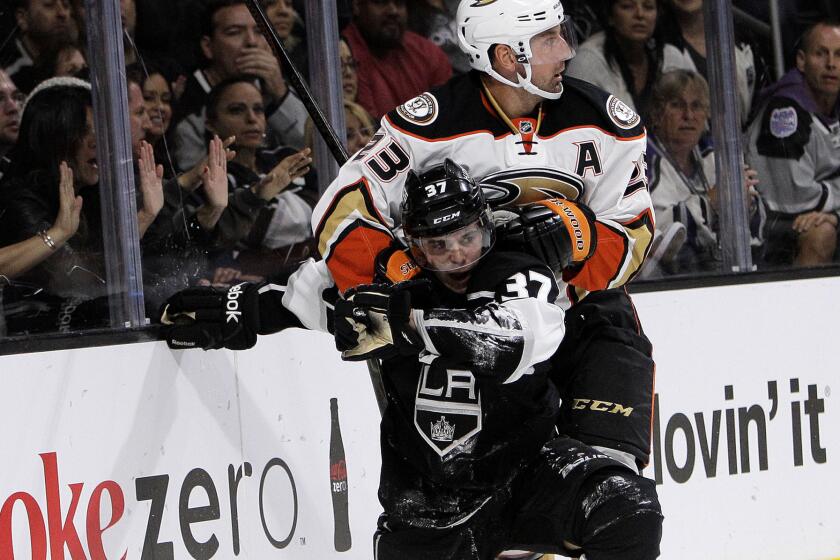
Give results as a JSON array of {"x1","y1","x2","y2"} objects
[{"x1": 482, "y1": 74, "x2": 540, "y2": 119}]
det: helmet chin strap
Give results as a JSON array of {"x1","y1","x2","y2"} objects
[
  {"x1": 517, "y1": 62, "x2": 565, "y2": 100},
  {"x1": 485, "y1": 61, "x2": 564, "y2": 101}
]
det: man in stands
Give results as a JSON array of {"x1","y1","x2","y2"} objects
[
  {"x1": 343, "y1": 0, "x2": 452, "y2": 118},
  {"x1": 171, "y1": 0, "x2": 307, "y2": 171},
  {"x1": 2, "y1": 0, "x2": 79, "y2": 93},
  {"x1": 0, "y1": 69, "x2": 23, "y2": 177},
  {"x1": 746, "y1": 20, "x2": 840, "y2": 266}
]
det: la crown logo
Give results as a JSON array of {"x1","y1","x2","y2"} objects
[{"x1": 431, "y1": 416, "x2": 455, "y2": 442}]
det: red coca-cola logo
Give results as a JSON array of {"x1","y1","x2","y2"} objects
[{"x1": 329, "y1": 460, "x2": 347, "y2": 481}]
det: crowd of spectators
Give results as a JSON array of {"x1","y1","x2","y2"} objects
[{"x1": 0, "y1": 0, "x2": 837, "y2": 336}]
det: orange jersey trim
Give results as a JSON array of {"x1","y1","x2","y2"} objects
[
  {"x1": 326, "y1": 226, "x2": 394, "y2": 293},
  {"x1": 568, "y1": 221, "x2": 628, "y2": 291},
  {"x1": 385, "y1": 115, "x2": 510, "y2": 143},
  {"x1": 539, "y1": 125, "x2": 646, "y2": 142}
]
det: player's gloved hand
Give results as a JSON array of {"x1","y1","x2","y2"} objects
[
  {"x1": 160, "y1": 283, "x2": 261, "y2": 350},
  {"x1": 333, "y1": 296, "x2": 370, "y2": 352},
  {"x1": 497, "y1": 199, "x2": 597, "y2": 274},
  {"x1": 374, "y1": 244, "x2": 421, "y2": 284},
  {"x1": 336, "y1": 280, "x2": 431, "y2": 361}
]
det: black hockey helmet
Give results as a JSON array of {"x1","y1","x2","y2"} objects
[{"x1": 401, "y1": 159, "x2": 495, "y2": 272}]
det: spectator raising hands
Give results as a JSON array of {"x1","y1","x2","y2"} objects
[
  {"x1": 137, "y1": 140, "x2": 164, "y2": 238},
  {"x1": 51, "y1": 161, "x2": 84, "y2": 246},
  {"x1": 196, "y1": 135, "x2": 230, "y2": 230},
  {"x1": 177, "y1": 135, "x2": 237, "y2": 193},
  {"x1": 0, "y1": 162, "x2": 82, "y2": 280},
  {"x1": 251, "y1": 148, "x2": 311, "y2": 201}
]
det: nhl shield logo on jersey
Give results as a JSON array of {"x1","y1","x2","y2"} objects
[
  {"x1": 396, "y1": 93, "x2": 439, "y2": 126},
  {"x1": 606, "y1": 95, "x2": 641, "y2": 130},
  {"x1": 518, "y1": 120, "x2": 534, "y2": 134},
  {"x1": 769, "y1": 107, "x2": 797, "y2": 138},
  {"x1": 479, "y1": 167, "x2": 585, "y2": 207},
  {"x1": 415, "y1": 365, "x2": 482, "y2": 457}
]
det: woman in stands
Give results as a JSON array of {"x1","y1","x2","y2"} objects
[
  {"x1": 139, "y1": 61, "x2": 177, "y2": 177},
  {"x1": 0, "y1": 77, "x2": 167, "y2": 298},
  {"x1": 203, "y1": 77, "x2": 314, "y2": 276},
  {"x1": 340, "y1": 38, "x2": 359, "y2": 102},
  {"x1": 645, "y1": 69, "x2": 764, "y2": 276},
  {"x1": 0, "y1": 78, "x2": 112, "y2": 298},
  {"x1": 566, "y1": 0, "x2": 663, "y2": 118},
  {"x1": 659, "y1": 0, "x2": 762, "y2": 125},
  {"x1": 344, "y1": 99, "x2": 375, "y2": 156}
]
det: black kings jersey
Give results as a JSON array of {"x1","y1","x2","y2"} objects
[{"x1": 377, "y1": 251, "x2": 565, "y2": 528}]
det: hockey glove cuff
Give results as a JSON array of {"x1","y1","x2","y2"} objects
[
  {"x1": 498, "y1": 199, "x2": 597, "y2": 274},
  {"x1": 374, "y1": 244, "x2": 421, "y2": 284},
  {"x1": 160, "y1": 283, "x2": 261, "y2": 350}
]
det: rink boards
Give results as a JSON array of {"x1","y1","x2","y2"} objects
[{"x1": 0, "y1": 275, "x2": 838, "y2": 559}]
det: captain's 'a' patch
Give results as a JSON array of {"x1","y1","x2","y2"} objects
[
  {"x1": 396, "y1": 93, "x2": 439, "y2": 126},
  {"x1": 606, "y1": 95, "x2": 641, "y2": 130}
]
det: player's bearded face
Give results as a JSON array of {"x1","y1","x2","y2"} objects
[{"x1": 522, "y1": 25, "x2": 576, "y2": 94}]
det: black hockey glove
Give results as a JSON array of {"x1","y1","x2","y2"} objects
[
  {"x1": 497, "y1": 199, "x2": 597, "y2": 275},
  {"x1": 333, "y1": 296, "x2": 370, "y2": 353},
  {"x1": 160, "y1": 283, "x2": 261, "y2": 350},
  {"x1": 336, "y1": 280, "x2": 431, "y2": 362}
]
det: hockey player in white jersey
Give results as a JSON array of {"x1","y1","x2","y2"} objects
[
  {"x1": 161, "y1": 0, "x2": 663, "y2": 556},
  {"x1": 162, "y1": 158, "x2": 663, "y2": 559},
  {"x1": 312, "y1": 0, "x2": 662, "y2": 555}
]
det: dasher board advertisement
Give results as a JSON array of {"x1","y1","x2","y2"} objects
[
  {"x1": 0, "y1": 276, "x2": 839, "y2": 559},
  {"x1": 636, "y1": 276, "x2": 840, "y2": 559},
  {"x1": 0, "y1": 330, "x2": 384, "y2": 559}
]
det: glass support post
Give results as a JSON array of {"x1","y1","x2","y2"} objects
[
  {"x1": 304, "y1": 0, "x2": 348, "y2": 191},
  {"x1": 84, "y1": 0, "x2": 147, "y2": 327},
  {"x1": 705, "y1": 0, "x2": 754, "y2": 272}
]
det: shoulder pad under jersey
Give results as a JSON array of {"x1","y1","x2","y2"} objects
[
  {"x1": 385, "y1": 72, "x2": 523, "y2": 141},
  {"x1": 541, "y1": 76, "x2": 646, "y2": 139}
]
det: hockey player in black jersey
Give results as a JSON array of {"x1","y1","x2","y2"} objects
[
  {"x1": 313, "y1": 0, "x2": 659, "y2": 483},
  {"x1": 160, "y1": 159, "x2": 663, "y2": 559},
  {"x1": 333, "y1": 160, "x2": 661, "y2": 559}
]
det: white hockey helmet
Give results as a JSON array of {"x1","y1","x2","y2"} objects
[{"x1": 456, "y1": 0, "x2": 577, "y2": 100}]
